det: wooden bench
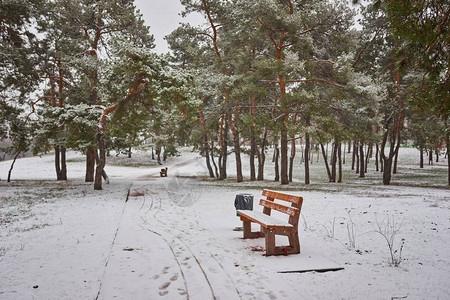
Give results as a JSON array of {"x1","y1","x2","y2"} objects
[
  {"x1": 160, "y1": 167, "x2": 168, "y2": 177},
  {"x1": 237, "y1": 189, "x2": 303, "y2": 256}
]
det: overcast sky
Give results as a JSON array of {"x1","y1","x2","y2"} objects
[{"x1": 134, "y1": 0, "x2": 203, "y2": 54}]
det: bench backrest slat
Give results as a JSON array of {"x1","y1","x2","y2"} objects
[
  {"x1": 259, "y1": 199, "x2": 299, "y2": 217},
  {"x1": 262, "y1": 189, "x2": 303, "y2": 205}
]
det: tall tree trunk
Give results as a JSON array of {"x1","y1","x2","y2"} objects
[
  {"x1": 233, "y1": 131, "x2": 243, "y2": 182},
  {"x1": 330, "y1": 142, "x2": 338, "y2": 182},
  {"x1": 300, "y1": 138, "x2": 304, "y2": 164},
  {"x1": 257, "y1": 128, "x2": 267, "y2": 181},
  {"x1": 381, "y1": 130, "x2": 396, "y2": 185},
  {"x1": 94, "y1": 133, "x2": 106, "y2": 190},
  {"x1": 280, "y1": 127, "x2": 289, "y2": 184},
  {"x1": 393, "y1": 133, "x2": 401, "y2": 174},
  {"x1": 274, "y1": 142, "x2": 280, "y2": 182},
  {"x1": 320, "y1": 143, "x2": 332, "y2": 181},
  {"x1": 289, "y1": 135, "x2": 296, "y2": 182},
  {"x1": 342, "y1": 141, "x2": 346, "y2": 165},
  {"x1": 446, "y1": 124, "x2": 450, "y2": 186},
  {"x1": 203, "y1": 135, "x2": 215, "y2": 178},
  {"x1": 419, "y1": 146, "x2": 424, "y2": 168},
  {"x1": 61, "y1": 147, "x2": 67, "y2": 180},
  {"x1": 219, "y1": 117, "x2": 228, "y2": 180},
  {"x1": 250, "y1": 135, "x2": 256, "y2": 181},
  {"x1": 85, "y1": 147, "x2": 96, "y2": 182},
  {"x1": 55, "y1": 146, "x2": 62, "y2": 180},
  {"x1": 355, "y1": 141, "x2": 360, "y2": 174},
  {"x1": 228, "y1": 111, "x2": 243, "y2": 182},
  {"x1": 375, "y1": 143, "x2": 379, "y2": 172},
  {"x1": 359, "y1": 143, "x2": 365, "y2": 178},
  {"x1": 383, "y1": 154, "x2": 393, "y2": 185},
  {"x1": 7, "y1": 150, "x2": 22, "y2": 182},
  {"x1": 304, "y1": 132, "x2": 310, "y2": 184},
  {"x1": 429, "y1": 150, "x2": 433, "y2": 165},
  {"x1": 157, "y1": 145, "x2": 162, "y2": 165},
  {"x1": 55, "y1": 146, "x2": 67, "y2": 180},
  {"x1": 338, "y1": 142, "x2": 342, "y2": 183},
  {"x1": 351, "y1": 141, "x2": 357, "y2": 170},
  {"x1": 365, "y1": 143, "x2": 370, "y2": 173}
]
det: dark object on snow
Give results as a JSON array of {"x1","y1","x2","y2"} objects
[
  {"x1": 160, "y1": 167, "x2": 168, "y2": 177},
  {"x1": 234, "y1": 194, "x2": 253, "y2": 215},
  {"x1": 278, "y1": 267, "x2": 344, "y2": 274}
]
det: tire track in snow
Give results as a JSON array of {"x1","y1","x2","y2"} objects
[
  {"x1": 140, "y1": 192, "x2": 216, "y2": 300},
  {"x1": 140, "y1": 183, "x2": 241, "y2": 300},
  {"x1": 95, "y1": 183, "x2": 132, "y2": 300}
]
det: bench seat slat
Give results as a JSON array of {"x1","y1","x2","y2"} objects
[{"x1": 237, "y1": 210, "x2": 293, "y2": 229}]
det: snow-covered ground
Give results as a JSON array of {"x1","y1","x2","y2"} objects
[{"x1": 0, "y1": 147, "x2": 449, "y2": 299}]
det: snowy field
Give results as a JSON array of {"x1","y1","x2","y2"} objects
[{"x1": 0, "y1": 147, "x2": 449, "y2": 299}]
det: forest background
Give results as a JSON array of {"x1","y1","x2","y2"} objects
[{"x1": 0, "y1": 0, "x2": 448, "y2": 189}]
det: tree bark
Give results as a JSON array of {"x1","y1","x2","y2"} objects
[
  {"x1": 94, "y1": 133, "x2": 106, "y2": 190},
  {"x1": 355, "y1": 141, "x2": 360, "y2": 174},
  {"x1": 375, "y1": 143, "x2": 379, "y2": 172},
  {"x1": 359, "y1": 143, "x2": 365, "y2": 178},
  {"x1": 219, "y1": 116, "x2": 228, "y2": 180},
  {"x1": 233, "y1": 131, "x2": 243, "y2": 182},
  {"x1": 320, "y1": 143, "x2": 332, "y2": 181},
  {"x1": 157, "y1": 145, "x2": 162, "y2": 165},
  {"x1": 203, "y1": 135, "x2": 215, "y2": 178},
  {"x1": 351, "y1": 141, "x2": 356, "y2": 170},
  {"x1": 338, "y1": 143, "x2": 342, "y2": 183},
  {"x1": 7, "y1": 151, "x2": 22, "y2": 182},
  {"x1": 228, "y1": 111, "x2": 243, "y2": 182},
  {"x1": 288, "y1": 135, "x2": 296, "y2": 182},
  {"x1": 381, "y1": 129, "x2": 395, "y2": 185},
  {"x1": 419, "y1": 147, "x2": 424, "y2": 168},
  {"x1": 446, "y1": 127, "x2": 450, "y2": 186},
  {"x1": 85, "y1": 147, "x2": 96, "y2": 182},
  {"x1": 61, "y1": 147, "x2": 67, "y2": 180},
  {"x1": 55, "y1": 146, "x2": 62, "y2": 180},
  {"x1": 342, "y1": 141, "x2": 346, "y2": 165},
  {"x1": 304, "y1": 132, "x2": 310, "y2": 184},
  {"x1": 393, "y1": 133, "x2": 401, "y2": 174},
  {"x1": 365, "y1": 143, "x2": 370, "y2": 173},
  {"x1": 257, "y1": 128, "x2": 267, "y2": 181},
  {"x1": 280, "y1": 126, "x2": 289, "y2": 184},
  {"x1": 331, "y1": 142, "x2": 338, "y2": 182},
  {"x1": 274, "y1": 142, "x2": 280, "y2": 182},
  {"x1": 250, "y1": 135, "x2": 256, "y2": 181}
]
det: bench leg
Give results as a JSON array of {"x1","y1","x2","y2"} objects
[
  {"x1": 265, "y1": 229, "x2": 276, "y2": 256},
  {"x1": 243, "y1": 220, "x2": 252, "y2": 238},
  {"x1": 242, "y1": 221, "x2": 264, "y2": 239},
  {"x1": 288, "y1": 230, "x2": 300, "y2": 254}
]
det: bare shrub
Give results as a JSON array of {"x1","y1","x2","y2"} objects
[
  {"x1": 347, "y1": 212, "x2": 356, "y2": 249},
  {"x1": 373, "y1": 214, "x2": 405, "y2": 267}
]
